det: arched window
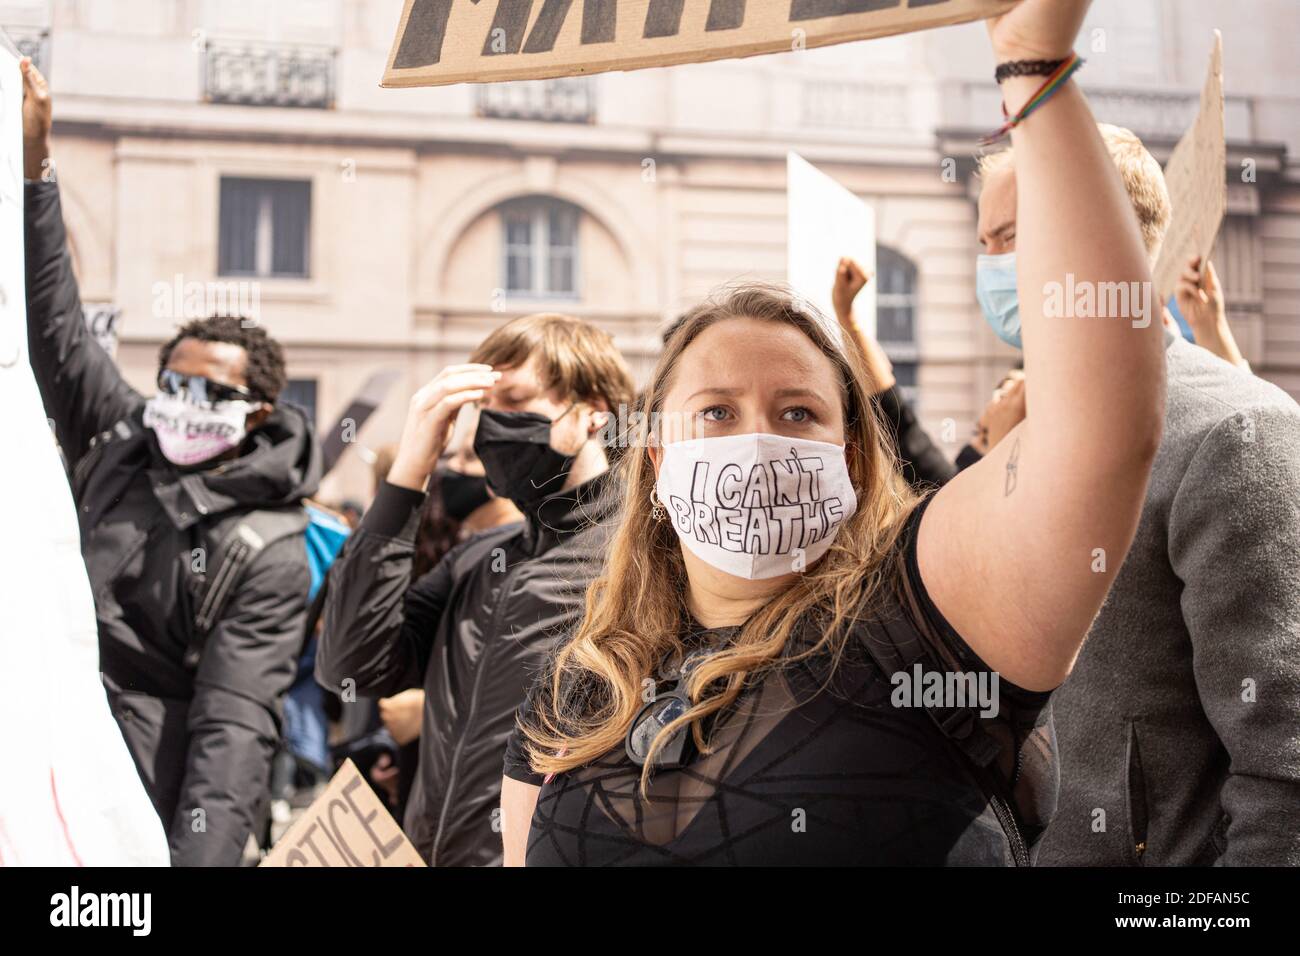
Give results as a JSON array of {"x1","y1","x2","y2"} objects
[
  {"x1": 875, "y1": 246, "x2": 919, "y2": 403},
  {"x1": 500, "y1": 197, "x2": 580, "y2": 299}
]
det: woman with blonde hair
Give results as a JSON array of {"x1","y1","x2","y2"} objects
[{"x1": 502, "y1": 0, "x2": 1166, "y2": 866}]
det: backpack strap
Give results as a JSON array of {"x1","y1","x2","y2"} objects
[
  {"x1": 857, "y1": 547, "x2": 1033, "y2": 865},
  {"x1": 886, "y1": 556, "x2": 1004, "y2": 769},
  {"x1": 186, "y1": 507, "x2": 309, "y2": 668}
]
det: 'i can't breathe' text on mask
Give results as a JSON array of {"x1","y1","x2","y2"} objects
[{"x1": 655, "y1": 433, "x2": 857, "y2": 580}]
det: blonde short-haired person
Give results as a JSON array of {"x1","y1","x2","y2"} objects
[
  {"x1": 500, "y1": 0, "x2": 1167, "y2": 866},
  {"x1": 977, "y1": 128, "x2": 1300, "y2": 865}
]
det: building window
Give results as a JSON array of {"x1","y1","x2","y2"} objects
[
  {"x1": 219, "y1": 177, "x2": 311, "y2": 278},
  {"x1": 876, "y1": 246, "x2": 920, "y2": 404},
  {"x1": 281, "y1": 378, "x2": 318, "y2": 427},
  {"x1": 501, "y1": 198, "x2": 579, "y2": 299}
]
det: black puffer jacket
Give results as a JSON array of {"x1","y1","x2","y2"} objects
[
  {"x1": 25, "y1": 180, "x2": 322, "y2": 866},
  {"x1": 317, "y1": 473, "x2": 618, "y2": 866}
]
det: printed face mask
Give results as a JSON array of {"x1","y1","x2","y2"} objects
[
  {"x1": 976, "y1": 251, "x2": 1022, "y2": 349},
  {"x1": 655, "y1": 433, "x2": 858, "y2": 580},
  {"x1": 143, "y1": 393, "x2": 251, "y2": 467}
]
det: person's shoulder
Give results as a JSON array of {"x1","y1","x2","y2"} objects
[
  {"x1": 237, "y1": 508, "x2": 314, "y2": 571},
  {"x1": 1162, "y1": 340, "x2": 1300, "y2": 459},
  {"x1": 1166, "y1": 338, "x2": 1300, "y2": 422}
]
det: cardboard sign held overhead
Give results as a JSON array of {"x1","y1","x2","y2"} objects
[
  {"x1": 1152, "y1": 31, "x2": 1226, "y2": 303},
  {"x1": 261, "y1": 760, "x2": 426, "y2": 867},
  {"x1": 787, "y1": 152, "x2": 876, "y2": 343},
  {"x1": 383, "y1": 0, "x2": 1019, "y2": 88}
]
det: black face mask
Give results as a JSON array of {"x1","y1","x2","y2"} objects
[
  {"x1": 473, "y1": 407, "x2": 578, "y2": 510},
  {"x1": 435, "y1": 468, "x2": 491, "y2": 522}
]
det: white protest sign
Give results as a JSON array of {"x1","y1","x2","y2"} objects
[
  {"x1": 0, "y1": 36, "x2": 169, "y2": 866},
  {"x1": 1152, "y1": 31, "x2": 1226, "y2": 303},
  {"x1": 261, "y1": 760, "x2": 426, "y2": 867},
  {"x1": 787, "y1": 151, "x2": 876, "y2": 342},
  {"x1": 384, "y1": 0, "x2": 1020, "y2": 88}
]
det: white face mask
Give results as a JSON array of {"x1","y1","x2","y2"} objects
[
  {"x1": 143, "y1": 393, "x2": 252, "y2": 467},
  {"x1": 655, "y1": 433, "x2": 858, "y2": 580}
]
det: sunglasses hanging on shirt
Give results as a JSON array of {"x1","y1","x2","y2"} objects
[{"x1": 625, "y1": 647, "x2": 719, "y2": 771}]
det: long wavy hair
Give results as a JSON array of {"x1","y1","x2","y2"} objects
[{"x1": 523, "y1": 284, "x2": 919, "y2": 785}]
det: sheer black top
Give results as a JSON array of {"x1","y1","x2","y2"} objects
[{"x1": 503, "y1": 497, "x2": 1057, "y2": 866}]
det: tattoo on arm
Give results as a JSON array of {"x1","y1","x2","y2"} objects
[{"x1": 1004, "y1": 437, "x2": 1021, "y2": 496}]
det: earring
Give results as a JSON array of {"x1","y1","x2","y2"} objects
[{"x1": 649, "y1": 488, "x2": 667, "y2": 522}]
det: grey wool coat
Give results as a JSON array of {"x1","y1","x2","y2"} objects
[{"x1": 1038, "y1": 330, "x2": 1300, "y2": 866}]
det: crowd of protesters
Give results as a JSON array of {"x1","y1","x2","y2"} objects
[{"x1": 17, "y1": 0, "x2": 1300, "y2": 868}]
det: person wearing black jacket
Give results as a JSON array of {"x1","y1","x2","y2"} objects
[
  {"x1": 317, "y1": 312, "x2": 634, "y2": 866},
  {"x1": 21, "y1": 59, "x2": 321, "y2": 866},
  {"x1": 831, "y1": 257, "x2": 1024, "y2": 488}
]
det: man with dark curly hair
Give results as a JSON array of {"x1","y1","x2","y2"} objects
[{"x1": 21, "y1": 58, "x2": 322, "y2": 866}]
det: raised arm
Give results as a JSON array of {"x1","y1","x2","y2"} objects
[
  {"x1": 22, "y1": 59, "x2": 141, "y2": 466},
  {"x1": 833, "y1": 258, "x2": 958, "y2": 488},
  {"x1": 919, "y1": 0, "x2": 1165, "y2": 691},
  {"x1": 1175, "y1": 256, "x2": 1248, "y2": 370},
  {"x1": 316, "y1": 365, "x2": 499, "y2": 698}
]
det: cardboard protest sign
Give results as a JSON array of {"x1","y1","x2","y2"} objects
[
  {"x1": 0, "y1": 33, "x2": 170, "y2": 865},
  {"x1": 787, "y1": 152, "x2": 876, "y2": 341},
  {"x1": 383, "y1": 0, "x2": 1019, "y2": 88},
  {"x1": 1152, "y1": 31, "x2": 1226, "y2": 303},
  {"x1": 261, "y1": 760, "x2": 426, "y2": 866}
]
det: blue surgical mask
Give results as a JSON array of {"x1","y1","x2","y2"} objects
[{"x1": 976, "y1": 252, "x2": 1022, "y2": 349}]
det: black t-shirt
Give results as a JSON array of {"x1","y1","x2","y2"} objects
[{"x1": 503, "y1": 496, "x2": 1056, "y2": 866}]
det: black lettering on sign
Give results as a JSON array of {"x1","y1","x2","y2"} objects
[
  {"x1": 790, "y1": 0, "x2": 904, "y2": 21},
  {"x1": 482, "y1": 0, "x2": 533, "y2": 56},
  {"x1": 706, "y1": 0, "x2": 746, "y2": 31},
  {"x1": 581, "y1": 0, "x2": 617, "y2": 44},
  {"x1": 523, "y1": 0, "x2": 572, "y2": 52},
  {"x1": 521, "y1": 0, "x2": 618, "y2": 55},
  {"x1": 392, "y1": 0, "x2": 454, "y2": 69},
  {"x1": 644, "y1": 0, "x2": 686, "y2": 38},
  {"x1": 646, "y1": 0, "x2": 748, "y2": 38}
]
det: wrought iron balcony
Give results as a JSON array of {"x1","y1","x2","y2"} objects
[
  {"x1": 802, "y1": 78, "x2": 911, "y2": 131},
  {"x1": 202, "y1": 39, "x2": 336, "y2": 109},
  {"x1": 476, "y1": 77, "x2": 596, "y2": 124}
]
